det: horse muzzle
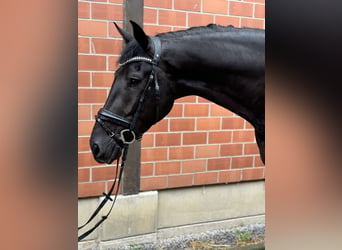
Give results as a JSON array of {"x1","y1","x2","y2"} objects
[{"x1": 90, "y1": 137, "x2": 122, "y2": 164}]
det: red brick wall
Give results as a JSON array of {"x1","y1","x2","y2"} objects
[{"x1": 78, "y1": 0, "x2": 265, "y2": 198}]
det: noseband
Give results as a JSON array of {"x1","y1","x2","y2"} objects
[{"x1": 95, "y1": 36, "x2": 161, "y2": 145}]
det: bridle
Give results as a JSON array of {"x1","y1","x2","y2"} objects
[
  {"x1": 78, "y1": 36, "x2": 161, "y2": 241},
  {"x1": 95, "y1": 36, "x2": 161, "y2": 146}
]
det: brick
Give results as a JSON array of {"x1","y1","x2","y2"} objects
[
  {"x1": 108, "y1": 55, "x2": 121, "y2": 71},
  {"x1": 78, "y1": 20, "x2": 107, "y2": 37},
  {"x1": 78, "y1": 121, "x2": 95, "y2": 136},
  {"x1": 155, "y1": 161, "x2": 181, "y2": 175},
  {"x1": 168, "y1": 174, "x2": 193, "y2": 188},
  {"x1": 254, "y1": 156, "x2": 264, "y2": 167},
  {"x1": 156, "y1": 133, "x2": 181, "y2": 147},
  {"x1": 174, "y1": 0, "x2": 201, "y2": 11},
  {"x1": 232, "y1": 130, "x2": 255, "y2": 143},
  {"x1": 197, "y1": 117, "x2": 221, "y2": 130},
  {"x1": 141, "y1": 148, "x2": 168, "y2": 162},
  {"x1": 210, "y1": 104, "x2": 234, "y2": 116},
  {"x1": 208, "y1": 131, "x2": 232, "y2": 143},
  {"x1": 184, "y1": 104, "x2": 209, "y2": 117},
  {"x1": 108, "y1": 22, "x2": 124, "y2": 38},
  {"x1": 92, "y1": 105, "x2": 103, "y2": 117},
  {"x1": 106, "y1": 180, "x2": 122, "y2": 194},
  {"x1": 167, "y1": 104, "x2": 183, "y2": 117},
  {"x1": 169, "y1": 146, "x2": 194, "y2": 160},
  {"x1": 78, "y1": 152, "x2": 99, "y2": 167},
  {"x1": 78, "y1": 72, "x2": 90, "y2": 87},
  {"x1": 145, "y1": 0, "x2": 172, "y2": 9},
  {"x1": 208, "y1": 158, "x2": 231, "y2": 170},
  {"x1": 182, "y1": 159, "x2": 207, "y2": 173},
  {"x1": 92, "y1": 166, "x2": 118, "y2": 181},
  {"x1": 242, "y1": 168, "x2": 264, "y2": 181},
  {"x1": 78, "y1": 1, "x2": 90, "y2": 18},
  {"x1": 78, "y1": 89, "x2": 108, "y2": 103},
  {"x1": 194, "y1": 172, "x2": 218, "y2": 185},
  {"x1": 78, "y1": 105, "x2": 91, "y2": 120},
  {"x1": 254, "y1": 4, "x2": 265, "y2": 18},
  {"x1": 91, "y1": 38, "x2": 123, "y2": 54},
  {"x1": 222, "y1": 117, "x2": 245, "y2": 129},
  {"x1": 78, "y1": 55, "x2": 106, "y2": 70},
  {"x1": 220, "y1": 143, "x2": 243, "y2": 157},
  {"x1": 173, "y1": 27, "x2": 188, "y2": 32},
  {"x1": 78, "y1": 37, "x2": 90, "y2": 53},
  {"x1": 232, "y1": 156, "x2": 254, "y2": 169},
  {"x1": 91, "y1": 3, "x2": 123, "y2": 20},
  {"x1": 92, "y1": 72, "x2": 114, "y2": 88},
  {"x1": 229, "y1": 2, "x2": 254, "y2": 17},
  {"x1": 148, "y1": 119, "x2": 168, "y2": 132},
  {"x1": 244, "y1": 143, "x2": 259, "y2": 155},
  {"x1": 140, "y1": 176, "x2": 167, "y2": 191},
  {"x1": 141, "y1": 133, "x2": 155, "y2": 147},
  {"x1": 203, "y1": 0, "x2": 228, "y2": 14},
  {"x1": 177, "y1": 96, "x2": 197, "y2": 103},
  {"x1": 188, "y1": 13, "x2": 214, "y2": 27},
  {"x1": 78, "y1": 136, "x2": 91, "y2": 152},
  {"x1": 144, "y1": 25, "x2": 172, "y2": 36},
  {"x1": 197, "y1": 97, "x2": 210, "y2": 103},
  {"x1": 242, "y1": 0, "x2": 264, "y2": 3},
  {"x1": 170, "y1": 118, "x2": 195, "y2": 131},
  {"x1": 183, "y1": 132, "x2": 207, "y2": 145},
  {"x1": 78, "y1": 168, "x2": 90, "y2": 182},
  {"x1": 241, "y1": 18, "x2": 264, "y2": 29},
  {"x1": 196, "y1": 145, "x2": 220, "y2": 158},
  {"x1": 159, "y1": 10, "x2": 186, "y2": 26},
  {"x1": 109, "y1": 0, "x2": 123, "y2": 3},
  {"x1": 215, "y1": 16, "x2": 240, "y2": 27},
  {"x1": 218, "y1": 170, "x2": 241, "y2": 183},
  {"x1": 245, "y1": 121, "x2": 254, "y2": 129},
  {"x1": 144, "y1": 8, "x2": 158, "y2": 24},
  {"x1": 78, "y1": 182, "x2": 105, "y2": 198},
  {"x1": 141, "y1": 163, "x2": 154, "y2": 176}
]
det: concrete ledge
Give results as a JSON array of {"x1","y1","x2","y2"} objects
[
  {"x1": 157, "y1": 214, "x2": 265, "y2": 240},
  {"x1": 158, "y1": 182, "x2": 265, "y2": 229},
  {"x1": 101, "y1": 191, "x2": 158, "y2": 241},
  {"x1": 78, "y1": 181, "x2": 265, "y2": 249}
]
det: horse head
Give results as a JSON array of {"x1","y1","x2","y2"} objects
[{"x1": 90, "y1": 21, "x2": 175, "y2": 164}]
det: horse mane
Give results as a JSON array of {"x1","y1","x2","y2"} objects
[
  {"x1": 157, "y1": 24, "x2": 236, "y2": 39},
  {"x1": 119, "y1": 24, "x2": 262, "y2": 64}
]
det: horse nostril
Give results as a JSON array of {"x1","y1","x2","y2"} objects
[{"x1": 92, "y1": 143, "x2": 100, "y2": 156}]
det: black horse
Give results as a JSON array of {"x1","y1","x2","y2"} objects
[{"x1": 90, "y1": 21, "x2": 265, "y2": 164}]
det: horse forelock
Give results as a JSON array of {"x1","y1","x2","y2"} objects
[{"x1": 118, "y1": 40, "x2": 147, "y2": 65}]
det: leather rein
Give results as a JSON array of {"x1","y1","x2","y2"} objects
[{"x1": 78, "y1": 36, "x2": 161, "y2": 241}]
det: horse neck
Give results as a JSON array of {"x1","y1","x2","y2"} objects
[{"x1": 160, "y1": 32, "x2": 264, "y2": 126}]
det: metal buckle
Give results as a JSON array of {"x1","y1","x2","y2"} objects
[{"x1": 120, "y1": 129, "x2": 136, "y2": 144}]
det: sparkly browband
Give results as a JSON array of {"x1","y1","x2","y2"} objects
[{"x1": 119, "y1": 56, "x2": 153, "y2": 67}]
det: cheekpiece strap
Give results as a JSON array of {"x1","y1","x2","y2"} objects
[{"x1": 150, "y1": 36, "x2": 161, "y2": 65}]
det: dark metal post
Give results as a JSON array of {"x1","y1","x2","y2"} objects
[{"x1": 122, "y1": 0, "x2": 144, "y2": 195}]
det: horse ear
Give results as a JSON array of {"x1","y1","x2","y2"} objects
[
  {"x1": 113, "y1": 22, "x2": 133, "y2": 44},
  {"x1": 130, "y1": 20, "x2": 149, "y2": 51}
]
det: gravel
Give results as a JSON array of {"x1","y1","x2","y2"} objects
[{"x1": 112, "y1": 223, "x2": 265, "y2": 250}]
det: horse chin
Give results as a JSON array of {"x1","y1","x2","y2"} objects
[{"x1": 107, "y1": 144, "x2": 122, "y2": 164}]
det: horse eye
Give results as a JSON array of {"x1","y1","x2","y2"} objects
[{"x1": 129, "y1": 78, "x2": 139, "y2": 87}]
